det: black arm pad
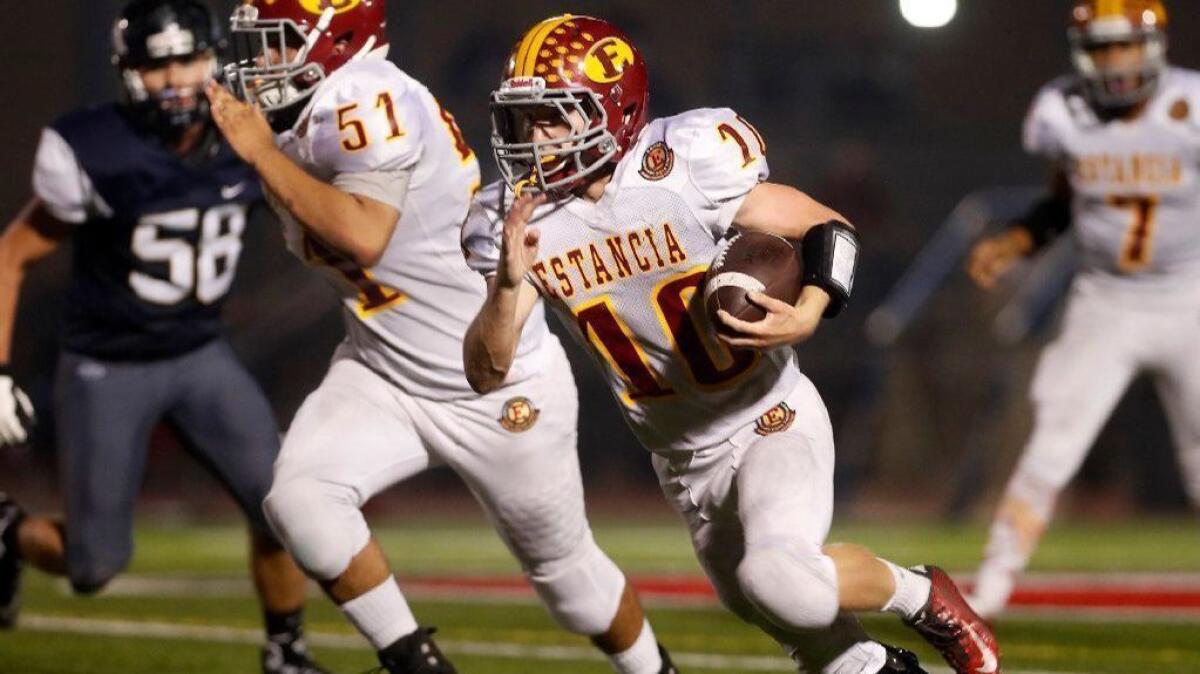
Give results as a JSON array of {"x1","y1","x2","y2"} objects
[
  {"x1": 799, "y1": 220, "x2": 860, "y2": 318},
  {"x1": 1015, "y1": 195, "x2": 1071, "y2": 250}
]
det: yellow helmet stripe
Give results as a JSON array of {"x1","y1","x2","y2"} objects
[
  {"x1": 1095, "y1": 0, "x2": 1125, "y2": 17},
  {"x1": 513, "y1": 14, "x2": 573, "y2": 77}
]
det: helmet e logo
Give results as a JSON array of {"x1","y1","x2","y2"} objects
[
  {"x1": 298, "y1": 0, "x2": 362, "y2": 15},
  {"x1": 584, "y1": 37, "x2": 635, "y2": 84}
]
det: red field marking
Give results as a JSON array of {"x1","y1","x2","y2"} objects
[
  {"x1": 405, "y1": 575, "x2": 714, "y2": 596},
  {"x1": 402, "y1": 574, "x2": 1200, "y2": 610},
  {"x1": 1005, "y1": 587, "x2": 1200, "y2": 609}
]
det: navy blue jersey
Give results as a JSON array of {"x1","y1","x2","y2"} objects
[{"x1": 33, "y1": 104, "x2": 262, "y2": 360}]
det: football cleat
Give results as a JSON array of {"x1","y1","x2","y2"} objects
[
  {"x1": 261, "y1": 636, "x2": 331, "y2": 674},
  {"x1": 878, "y1": 644, "x2": 928, "y2": 673},
  {"x1": 658, "y1": 642, "x2": 680, "y2": 673},
  {"x1": 0, "y1": 492, "x2": 25, "y2": 629},
  {"x1": 374, "y1": 627, "x2": 457, "y2": 674},
  {"x1": 904, "y1": 566, "x2": 1001, "y2": 674}
]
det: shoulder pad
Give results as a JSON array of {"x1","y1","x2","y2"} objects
[
  {"x1": 461, "y1": 181, "x2": 509, "y2": 276},
  {"x1": 1158, "y1": 68, "x2": 1200, "y2": 131},
  {"x1": 1023, "y1": 77, "x2": 1086, "y2": 158},
  {"x1": 32, "y1": 127, "x2": 104, "y2": 224},
  {"x1": 49, "y1": 104, "x2": 124, "y2": 142},
  {"x1": 306, "y1": 60, "x2": 425, "y2": 174},
  {"x1": 665, "y1": 107, "x2": 769, "y2": 207}
]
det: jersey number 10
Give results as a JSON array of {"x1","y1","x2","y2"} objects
[
  {"x1": 129, "y1": 204, "x2": 245, "y2": 305},
  {"x1": 574, "y1": 268, "x2": 758, "y2": 405}
]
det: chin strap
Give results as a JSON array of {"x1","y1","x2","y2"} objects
[{"x1": 513, "y1": 177, "x2": 535, "y2": 198}]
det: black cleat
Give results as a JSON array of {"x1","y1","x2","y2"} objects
[
  {"x1": 905, "y1": 566, "x2": 1001, "y2": 674},
  {"x1": 374, "y1": 627, "x2": 457, "y2": 674},
  {"x1": 0, "y1": 493, "x2": 24, "y2": 629},
  {"x1": 658, "y1": 642, "x2": 680, "y2": 673},
  {"x1": 262, "y1": 636, "x2": 332, "y2": 674},
  {"x1": 878, "y1": 643, "x2": 928, "y2": 673}
]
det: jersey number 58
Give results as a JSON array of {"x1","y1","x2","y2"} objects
[{"x1": 129, "y1": 204, "x2": 245, "y2": 305}]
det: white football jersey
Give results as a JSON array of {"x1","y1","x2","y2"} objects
[
  {"x1": 1025, "y1": 67, "x2": 1200, "y2": 299},
  {"x1": 463, "y1": 108, "x2": 801, "y2": 452},
  {"x1": 272, "y1": 57, "x2": 556, "y2": 399}
]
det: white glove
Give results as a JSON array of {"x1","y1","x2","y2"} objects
[{"x1": 0, "y1": 369, "x2": 35, "y2": 447}]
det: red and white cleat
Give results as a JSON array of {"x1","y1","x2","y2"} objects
[{"x1": 904, "y1": 566, "x2": 1001, "y2": 674}]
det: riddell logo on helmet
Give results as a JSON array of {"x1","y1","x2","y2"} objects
[
  {"x1": 298, "y1": 0, "x2": 362, "y2": 15},
  {"x1": 503, "y1": 77, "x2": 545, "y2": 92},
  {"x1": 584, "y1": 37, "x2": 635, "y2": 84}
]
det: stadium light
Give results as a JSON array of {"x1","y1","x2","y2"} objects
[{"x1": 899, "y1": 0, "x2": 958, "y2": 29}]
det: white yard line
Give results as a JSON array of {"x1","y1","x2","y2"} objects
[
  {"x1": 18, "y1": 613, "x2": 1081, "y2": 674},
  {"x1": 19, "y1": 613, "x2": 792, "y2": 671},
  {"x1": 85, "y1": 576, "x2": 723, "y2": 608}
]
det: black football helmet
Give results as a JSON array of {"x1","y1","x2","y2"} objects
[{"x1": 112, "y1": 0, "x2": 224, "y2": 138}]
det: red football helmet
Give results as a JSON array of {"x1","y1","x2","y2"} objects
[
  {"x1": 225, "y1": 0, "x2": 387, "y2": 113},
  {"x1": 1069, "y1": 0, "x2": 1168, "y2": 108},
  {"x1": 490, "y1": 14, "x2": 649, "y2": 195}
]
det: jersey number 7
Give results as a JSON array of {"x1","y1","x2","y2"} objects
[{"x1": 1109, "y1": 195, "x2": 1159, "y2": 273}]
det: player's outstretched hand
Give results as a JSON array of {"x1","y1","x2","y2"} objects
[
  {"x1": 0, "y1": 366, "x2": 35, "y2": 448},
  {"x1": 717, "y1": 286, "x2": 829, "y2": 350},
  {"x1": 497, "y1": 193, "x2": 547, "y2": 290},
  {"x1": 968, "y1": 230, "x2": 1030, "y2": 290},
  {"x1": 206, "y1": 80, "x2": 276, "y2": 166}
]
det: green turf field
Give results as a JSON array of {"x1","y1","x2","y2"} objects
[{"x1": 2, "y1": 518, "x2": 1199, "y2": 674}]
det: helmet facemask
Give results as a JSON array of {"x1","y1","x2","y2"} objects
[
  {"x1": 1069, "y1": 18, "x2": 1167, "y2": 110},
  {"x1": 120, "y1": 55, "x2": 218, "y2": 138},
  {"x1": 490, "y1": 77, "x2": 619, "y2": 196},
  {"x1": 112, "y1": 0, "x2": 221, "y2": 140},
  {"x1": 225, "y1": 4, "x2": 332, "y2": 119}
]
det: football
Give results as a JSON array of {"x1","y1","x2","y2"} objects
[{"x1": 703, "y1": 231, "x2": 804, "y2": 338}]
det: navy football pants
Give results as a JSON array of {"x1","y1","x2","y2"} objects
[{"x1": 54, "y1": 339, "x2": 279, "y2": 593}]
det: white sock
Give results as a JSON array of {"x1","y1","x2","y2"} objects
[
  {"x1": 970, "y1": 558, "x2": 1017, "y2": 619},
  {"x1": 823, "y1": 641, "x2": 887, "y2": 674},
  {"x1": 968, "y1": 477, "x2": 1056, "y2": 617},
  {"x1": 970, "y1": 515, "x2": 1028, "y2": 618},
  {"x1": 339, "y1": 576, "x2": 419, "y2": 650},
  {"x1": 879, "y1": 560, "x2": 932, "y2": 620},
  {"x1": 608, "y1": 619, "x2": 663, "y2": 674}
]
